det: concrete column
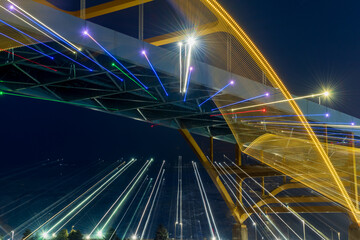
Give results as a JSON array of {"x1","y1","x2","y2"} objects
[
  {"x1": 232, "y1": 224, "x2": 248, "y2": 240},
  {"x1": 348, "y1": 223, "x2": 360, "y2": 240}
]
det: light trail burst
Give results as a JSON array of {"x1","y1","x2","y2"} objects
[
  {"x1": 183, "y1": 67, "x2": 193, "y2": 102},
  {"x1": 83, "y1": 31, "x2": 147, "y2": 88},
  {"x1": 179, "y1": 42, "x2": 183, "y2": 93},
  {"x1": 212, "y1": 92, "x2": 269, "y2": 111},
  {"x1": 182, "y1": 38, "x2": 195, "y2": 93},
  {"x1": 142, "y1": 50, "x2": 168, "y2": 96},
  {"x1": 46, "y1": 160, "x2": 135, "y2": 234},
  {"x1": 89, "y1": 159, "x2": 152, "y2": 236},
  {"x1": 199, "y1": 80, "x2": 234, "y2": 107},
  {"x1": 0, "y1": 19, "x2": 92, "y2": 71},
  {"x1": 192, "y1": 162, "x2": 220, "y2": 240},
  {"x1": 133, "y1": 160, "x2": 165, "y2": 238},
  {"x1": 112, "y1": 63, "x2": 157, "y2": 100},
  {"x1": 140, "y1": 169, "x2": 165, "y2": 240},
  {"x1": 0, "y1": 31, "x2": 53, "y2": 59},
  {"x1": 122, "y1": 179, "x2": 153, "y2": 240},
  {"x1": 0, "y1": 48, "x2": 57, "y2": 72}
]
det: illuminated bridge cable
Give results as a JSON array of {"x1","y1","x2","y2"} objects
[
  {"x1": 224, "y1": 156, "x2": 329, "y2": 240},
  {"x1": 221, "y1": 162, "x2": 303, "y2": 239},
  {"x1": 193, "y1": 162, "x2": 220, "y2": 240},
  {"x1": 91, "y1": 159, "x2": 153, "y2": 236},
  {"x1": 112, "y1": 63, "x2": 157, "y2": 100},
  {"x1": 0, "y1": 5, "x2": 76, "y2": 54},
  {"x1": 142, "y1": 50, "x2": 168, "y2": 96},
  {"x1": 53, "y1": 162, "x2": 133, "y2": 234},
  {"x1": 183, "y1": 67, "x2": 193, "y2": 102},
  {"x1": 134, "y1": 160, "x2": 166, "y2": 238},
  {"x1": 217, "y1": 163, "x2": 290, "y2": 240},
  {"x1": 109, "y1": 177, "x2": 149, "y2": 240},
  {"x1": 21, "y1": 161, "x2": 127, "y2": 240},
  {"x1": 183, "y1": 42, "x2": 193, "y2": 93},
  {"x1": 0, "y1": 31, "x2": 53, "y2": 59},
  {"x1": 192, "y1": 162, "x2": 215, "y2": 239},
  {"x1": 46, "y1": 160, "x2": 135, "y2": 234},
  {"x1": 0, "y1": 19, "x2": 92, "y2": 71},
  {"x1": 122, "y1": 179, "x2": 153, "y2": 240},
  {"x1": 140, "y1": 169, "x2": 165, "y2": 240}
]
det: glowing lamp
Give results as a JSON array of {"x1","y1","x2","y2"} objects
[
  {"x1": 42, "y1": 232, "x2": 49, "y2": 239},
  {"x1": 323, "y1": 91, "x2": 330, "y2": 97},
  {"x1": 262, "y1": 108, "x2": 266, "y2": 112},
  {"x1": 189, "y1": 67, "x2": 193, "y2": 71},
  {"x1": 131, "y1": 235, "x2": 137, "y2": 240},
  {"x1": 83, "y1": 30, "x2": 88, "y2": 36},
  {"x1": 141, "y1": 50, "x2": 146, "y2": 55},
  {"x1": 230, "y1": 80, "x2": 235, "y2": 85},
  {"x1": 265, "y1": 92, "x2": 270, "y2": 97},
  {"x1": 178, "y1": 42, "x2": 183, "y2": 46},
  {"x1": 325, "y1": 113, "x2": 330, "y2": 118},
  {"x1": 96, "y1": 231, "x2": 103, "y2": 238},
  {"x1": 253, "y1": 222, "x2": 256, "y2": 226},
  {"x1": 187, "y1": 37, "x2": 196, "y2": 46},
  {"x1": 9, "y1": 5, "x2": 14, "y2": 10},
  {"x1": 351, "y1": 122, "x2": 355, "y2": 126},
  {"x1": 211, "y1": 237, "x2": 216, "y2": 240},
  {"x1": 0, "y1": 91, "x2": 3, "y2": 95},
  {"x1": 86, "y1": 236, "x2": 90, "y2": 240}
]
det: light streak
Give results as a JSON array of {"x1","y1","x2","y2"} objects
[
  {"x1": 0, "y1": 19, "x2": 92, "y2": 71},
  {"x1": 7, "y1": 1, "x2": 81, "y2": 51},
  {"x1": 192, "y1": 162, "x2": 220, "y2": 240},
  {"x1": 210, "y1": 109, "x2": 265, "y2": 117},
  {"x1": 121, "y1": 179, "x2": 152, "y2": 240},
  {"x1": 133, "y1": 160, "x2": 165, "y2": 238},
  {"x1": 225, "y1": 156, "x2": 329, "y2": 239},
  {"x1": 91, "y1": 160, "x2": 152, "y2": 235},
  {"x1": 202, "y1": 0, "x2": 358, "y2": 222},
  {"x1": 83, "y1": 31, "x2": 148, "y2": 88},
  {"x1": 140, "y1": 169, "x2": 165, "y2": 240},
  {"x1": 183, "y1": 40, "x2": 194, "y2": 93},
  {"x1": 46, "y1": 160, "x2": 135, "y2": 234},
  {"x1": 142, "y1": 50, "x2": 168, "y2": 96},
  {"x1": 0, "y1": 48, "x2": 57, "y2": 72},
  {"x1": 0, "y1": 5, "x2": 76, "y2": 54},
  {"x1": 22, "y1": 161, "x2": 127, "y2": 240},
  {"x1": 179, "y1": 42, "x2": 183, "y2": 93},
  {"x1": 0, "y1": 31, "x2": 53, "y2": 59},
  {"x1": 199, "y1": 80, "x2": 234, "y2": 107},
  {"x1": 230, "y1": 92, "x2": 326, "y2": 112},
  {"x1": 52, "y1": 162, "x2": 132, "y2": 235},
  {"x1": 220, "y1": 163, "x2": 301, "y2": 239},
  {"x1": 112, "y1": 63, "x2": 157, "y2": 100},
  {"x1": 183, "y1": 67, "x2": 193, "y2": 102},
  {"x1": 212, "y1": 93, "x2": 269, "y2": 111},
  {"x1": 1, "y1": 91, "x2": 119, "y2": 111},
  {"x1": 109, "y1": 177, "x2": 149, "y2": 240}
]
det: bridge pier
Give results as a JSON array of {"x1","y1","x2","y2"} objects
[
  {"x1": 348, "y1": 223, "x2": 360, "y2": 240},
  {"x1": 232, "y1": 224, "x2": 248, "y2": 240}
]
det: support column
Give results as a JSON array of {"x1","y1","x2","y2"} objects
[
  {"x1": 210, "y1": 136, "x2": 214, "y2": 163},
  {"x1": 348, "y1": 223, "x2": 360, "y2": 240},
  {"x1": 232, "y1": 224, "x2": 248, "y2": 240}
]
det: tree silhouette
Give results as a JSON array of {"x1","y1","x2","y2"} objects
[
  {"x1": 54, "y1": 229, "x2": 68, "y2": 240},
  {"x1": 68, "y1": 230, "x2": 83, "y2": 240},
  {"x1": 104, "y1": 228, "x2": 120, "y2": 240},
  {"x1": 154, "y1": 225, "x2": 168, "y2": 240}
]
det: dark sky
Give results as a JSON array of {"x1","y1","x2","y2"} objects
[{"x1": 1, "y1": 0, "x2": 359, "y2": 239}]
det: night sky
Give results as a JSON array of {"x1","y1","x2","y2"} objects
[{"x1": 1, "y1": 0, "x2": 359, "y2": 240}]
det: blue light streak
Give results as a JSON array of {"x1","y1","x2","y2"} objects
[
  {"x1": 0, "y1": 32, "x2": 53, "y2": 59},
  {"x1": 0, "y1": 19, "x2": 93, "y2": 71},
  {"x1": 85, "y1": 32, "x2": 147, "y2": 87},
  {"x1": 183, "y1": 67, "x2": 193, "y2": 102},
  {"x1": 142, "y1": 50, "x2": 168, "y2": 96},
  {"x1": 211, "y1": 93, "x2": 269, "y2": 111},
  {"x1": 199, "y1": 80, "x2": 234, "y2": 107}
]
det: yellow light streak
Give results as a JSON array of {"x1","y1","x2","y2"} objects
[
  {"x1": 201, "y1": 0, "x2": 359, "y2": 223},
  {"x1": 230, "y1": 92, "x2": 325, "y2": 112},
  {"x1": 7, "y1": 0, "x2": 81, "y2": 51},
  {"x1": 0, "y1": 5, "x2": 76, "y2": 54}
]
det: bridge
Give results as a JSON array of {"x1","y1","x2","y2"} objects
[{"x1": 0, "y1": 0, "x2": 359, "y2": 239}]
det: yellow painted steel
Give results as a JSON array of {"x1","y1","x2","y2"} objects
[{"x1": 32, "y1": 0, "x2": 153, "y2": 19}]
